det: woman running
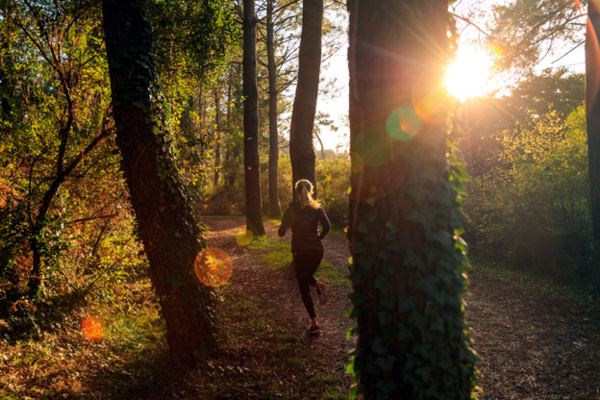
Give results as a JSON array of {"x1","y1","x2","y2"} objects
[{"x1": 278, "y1": 179, "x2": 331, "y2": 334}]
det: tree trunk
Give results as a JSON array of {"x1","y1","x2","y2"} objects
[
  {"x1": 102, "y1": 0, "x2": 217, "y2": 364},
  {"x1": 242, "y1": 0, "x2": 265, "y2": 235},
  {"x1": 347, "y1": 0, "x2": 477, "y2": 398},
  {"x1": 289, "y1": 0, "x2": 323, "y2": 195},
  {"x1": 214, "y1": 87, "x2": 221, "y2": 186},
  {"x1": 267, "y1": 0, "x2": 282, "y2": 218},
  {"x1": 587, "y1": 2, "x2": 600, "y2": 276}
]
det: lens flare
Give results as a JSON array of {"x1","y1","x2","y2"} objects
[
  {"x1": 81, "y1": 316, "x2": 104, "y2": 341},
  {"x1": 351, "y1": 128, "x2": 393, "y2": 168},
  {"x1": 412, "y1": 84, "x2": 449, "y2": 124},
  {"x1": 386, "y1": 107, "x2": 422, "y2": 141},
  {"x1": 194, "y1": 248, "x2": 232, "y2": 287},
  {"x1": 235, "y1": 230, "x2": 253, "y2": 246}
]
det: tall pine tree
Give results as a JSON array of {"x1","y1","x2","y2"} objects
[{"x1": 347, "y1": 0, "x2": 477, "y2": 397}]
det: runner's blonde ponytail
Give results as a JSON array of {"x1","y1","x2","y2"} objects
[{"x1": 295, "y1": 179, "x2": 319, "y2": 209}]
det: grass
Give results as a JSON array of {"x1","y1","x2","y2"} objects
[
  {"x1": 0, "y1": 278, "x2": 167, "y2": 399},
  {"x1": 247, "y1": 234, "x2": 350, "y2": 289},
  {"x1": 0, "y1": 264, "x2": 350, "y2": 399},
  {"x1": 1, "y1": 217, "x2": 352, "y2": 399}
]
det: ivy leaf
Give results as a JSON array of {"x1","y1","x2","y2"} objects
[
  {"x1": 348, "y1": 291, "x2": 366, "y2": 306},
  {"x1": 415, "y1": 366, "x2": 431, "y2": 383},
  {"x1": 376, "y1": 355, "x2": 396, "y2": 373},
  {"x1": 397, "y1": 295, "x2": 416, "y2": 313},
  {"x1": 357, "y1": 221, "x2": 368, "y2": 234},
  {"x1": 376, "y1": 378, "x2": 397, "y2": 395},
  {"x1": 348, "y1": 385, "x2": 359, "y2": 400},
  {"x1": 348, "y1": 270, "x2": 362, "y2": 285},
  {"x1": 431, "y1": 317, "x2": 445, "y2": 333},
  {"x1": 371, "y1": 337, "x2": 387, "y2": 355},
  {"x1": 378, "y1": 311, "x2": 392, "y2": 326},
  {"x1": 395, "y1": 323, "x2": 413, "y2": 341},
  {"x1": 385, "y1": 220, "x2": 398, "y2": 233},
  {"x1": 451, "y1": 180, "x2": 468, "y2": 195},
  {"x1": 403, "y1": 249, "x2": 424, "y2": 270},
  {"x1": 380, "y1": 296, "x2": 395, "y2": 309},
  {"x1": 346, "y1": 356, "x2": 355, "y2": 374},
  {"x1": 345, "y1": 306, "x2": 357, "y2": 319},
  {"x1": 374, "y1": 275, "x2": 389, "y2": 293},
  {"x1": 359, "y1": 257, "x2": 374, "y2": 271}
]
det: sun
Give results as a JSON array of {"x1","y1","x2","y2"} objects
[{"x1": 445, "y1": 46, "x2": 495, "y2": 101}]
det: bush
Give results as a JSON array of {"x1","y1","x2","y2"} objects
[
  {"x1": 463, "y1": 107, "x2": 592, "y2": 280},
  {"x1": 316, "y1": 154, "x2": 350, "y2": 229},
  {"x1": 204, "y1": 183, "x2": 244, "y2": 216}
]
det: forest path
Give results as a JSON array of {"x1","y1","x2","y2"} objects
[{"x1": 203, "y1": 216, "x2": 600, "y2": 400}]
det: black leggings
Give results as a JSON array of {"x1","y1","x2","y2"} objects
[{"x1": 293, "y1": 249, "x2": 323, "y2": 319}]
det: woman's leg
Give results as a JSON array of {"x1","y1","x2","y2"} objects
[{"x1": 294, "y1": 250, "x2": 324, "y2": 320}]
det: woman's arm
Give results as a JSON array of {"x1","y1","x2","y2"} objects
[
  {"x1": 317, "y1": 207, "x2": 331, "y2": 240},
  {"x1": 278, "y1": 207, "x2": 293, "y2": 237}
]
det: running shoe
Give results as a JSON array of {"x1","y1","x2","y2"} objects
[
  {"x1": 316, "y1": 282, "x2": 328, "y2": 305},
  {"x1": 308, "y1": 324, "x2": 321, "y2": 335}
]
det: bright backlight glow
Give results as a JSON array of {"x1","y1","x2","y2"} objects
[{"x1": 445, "y1": 47, "x2": 495, "y2": 101}]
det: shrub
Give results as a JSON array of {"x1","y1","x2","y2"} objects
[{"x1": 463, "y1": 106, "x2": 592, "y2": 280}]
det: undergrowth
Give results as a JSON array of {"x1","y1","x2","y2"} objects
[{"x1": 0, "y1": 250, "x2": 349, "y2": 399}]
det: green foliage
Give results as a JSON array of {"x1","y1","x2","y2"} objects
[
  {"x1": 0, "y1": 1, "x2": 145, "y2": 323},
  {"x1": 151, "y1": 0, "x2": 240, "y2": 78},
  {"x1": 316, "y1": 155, "x2": 351, "y2": 229},
  {"x1": 275, "y1": 155, "x2": 294, "y2": 208},
  {"x1": 489, "y1": 0, "x2": 583, "y2": 74},
  {"x1": 504, "y1": 69, "x2": 585, "y2": 123},
  {"x1": 463, "y1": 106, "x2": 591, "y2": 279}
]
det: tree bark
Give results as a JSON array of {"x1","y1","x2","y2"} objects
[
  {"x1": 225, "y1": 63, "x2": 239, "y2": 187},
  {"x1": 267, "y1": 0, "x2": 282, "y2": 218},
  {"x1": 214, "y1": 87, "x2": 221, "y2": 186},
  {"x1": 587, "y1": 2, "x2": 600, "y2": 276},
  {"x1": 242, "y1": 0, "x2": 265, "y2": 235},
  {"x1": 102, "y1": 0, "x2": 217, "y2": 364},
  {"x1": 348, "y1": 0, "x2": 477, "y2": 398},
  {"x1": 289, "y1": 0, "x2": 323, "y2": 195}
]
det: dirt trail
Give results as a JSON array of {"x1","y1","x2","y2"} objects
[{"x1": 203, "y1": 216, "x2": 600, "y2": 400}]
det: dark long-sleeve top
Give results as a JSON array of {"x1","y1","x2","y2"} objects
[{"x1": 278, "y1": 202, "x2": 331, "y2": 252}]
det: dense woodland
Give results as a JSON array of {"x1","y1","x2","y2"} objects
[{"x1": 1, "y1": 0, "x2": 599, "y2": 398}]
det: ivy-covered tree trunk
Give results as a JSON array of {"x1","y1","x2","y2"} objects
[
  {"x1": 289, "y1": 0, "x2": 323, "y2": 194},
  {"x1": 102, "y1": 0, "x2": 217, "y2": 363},
  {"x1": 267, "y1": 0, "x2": 282, "y2": 218},
  {"x1": 347, "y1": 0, "x2": 477, "y2": 398},
  {"x1": 242, "y1": 0, "x2": 265, "y2": 235},
  {"x1": 586, "y1": 2, "x2": 600, "y2": 277}
]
